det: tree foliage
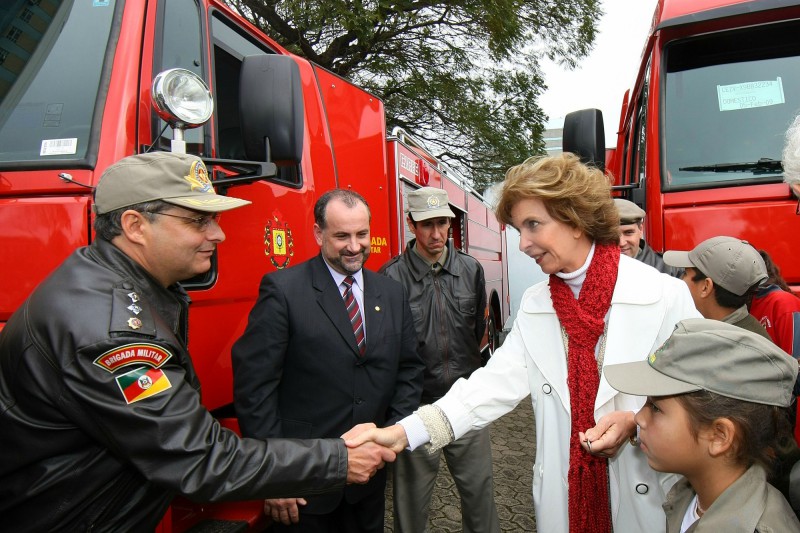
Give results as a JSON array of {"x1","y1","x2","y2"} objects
[{"x1": 226, "y1": 0, "x2": 602, "y2": 191}]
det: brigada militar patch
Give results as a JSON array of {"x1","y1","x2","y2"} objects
[
  {"x1": 94, "y1": 343, "x2": 172, "y2": 373},
  {"x1": 115, "y1": 366, "x2": 172, "y2": 404}
]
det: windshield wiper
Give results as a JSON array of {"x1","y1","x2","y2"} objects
[{"x1": 679, "y1": 158, "x2": 783, "y2": 174}]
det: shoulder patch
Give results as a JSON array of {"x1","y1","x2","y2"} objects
[
  {"x1": 94, "y1": 343, "x2": 172, "y2": 373},
  {"x1": 115, "y1": 366, "x2": 172, "y2": 404}
]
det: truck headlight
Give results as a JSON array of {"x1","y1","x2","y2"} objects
[{"x1": 151, "y1": 68, "x2": 213, "y2": 128}]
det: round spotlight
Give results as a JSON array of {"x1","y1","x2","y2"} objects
[{"x1": 151, "y1": 68, "x2": 213, "y2": 128}]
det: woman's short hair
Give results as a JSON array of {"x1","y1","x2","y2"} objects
[{"x1": 495, "y1": 153, "x2": 619, "y2": 245}]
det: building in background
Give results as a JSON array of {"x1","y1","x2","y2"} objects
[{"x1": 543, "y1": 125, "x2": 564, "y2": 155}]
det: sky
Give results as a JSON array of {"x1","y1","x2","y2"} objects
[{"x1": 538, "y1": 0, "x2": 659, "y2": 144}]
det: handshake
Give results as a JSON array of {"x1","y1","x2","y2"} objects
[
  {"x1": 340, "y1": 423, "x2": 410, "y2": 484},
  {"x1": 263, "y1": 423, "x2": 412, "y2": 525}
]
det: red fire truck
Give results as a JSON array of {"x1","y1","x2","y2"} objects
[
  {"x1": 563, "y1": 0, "x2": 800, "y2": 286},
  {"x1": 0, "y1": 0, "x2": 508, "y2": 530}
]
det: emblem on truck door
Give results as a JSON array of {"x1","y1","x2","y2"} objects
[{"x1": 264, "y1": 211, "x2": 294, "y2": 269}]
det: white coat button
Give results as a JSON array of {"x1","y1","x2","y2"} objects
[
  {"x1": 542, "y1": 384, "x2": 552, "y2": 394},
  {"x1": 636, "y1": 483, "x2": 649, "y2": 494}
]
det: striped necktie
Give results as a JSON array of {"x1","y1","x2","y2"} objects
[{"x1": 342, "y1": 276, "x2": 365, "y2": 355}]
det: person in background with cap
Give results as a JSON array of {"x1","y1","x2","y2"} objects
[
  {"x1": 604, "y1": 318, "x2": 800, "y2": 532},
  {"x1": 379, "y1": 186, "x2": 499, "y2": 533},
  {"x1": 664, "y1": 236, "x2": 770, "y2": 339},
  {"x1": 749, "y1": 250, "x2": 800, "y2": 444},
  {"x1": 0, "y1": 153, "x2": 396, "y2": 532},
  {"x1": 232, "y1": 189, "x2": 423, "y2": 532},
  {"x1": 614, "y1": 198, "x2": 682, "y2": 277}
]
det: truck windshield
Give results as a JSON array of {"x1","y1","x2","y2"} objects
[
  {"x1": 0, "y1": 0, "x2": 116, "y2": 165},
  {"x1": 663, "y1": 19, "x2": 800, "y2": 190}
]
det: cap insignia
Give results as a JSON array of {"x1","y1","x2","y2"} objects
[
  {"x1": 184, "y1": 160, "x2": 213, "y2": 194},
  {"x1": 426, "y1": 195, "x2": 440, "y2": 208}
]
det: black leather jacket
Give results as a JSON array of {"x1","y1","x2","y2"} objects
[
  {"x1": 380, "y1": 240, "x2": 486, "y2": 403},
  {"x1": 636, "y1": 239, "x2": 683, "y2": 278},
  {"x1": 0, "y1": 239, "x2": 346, "y2": 532}
]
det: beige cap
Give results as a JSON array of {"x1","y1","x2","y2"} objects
[
  {"x1": 604, "y1": 318, "x2": 797, "y2": 407},
  {"x1": 614, "y1": 198, "x2": 646, "y2": 224},
  {"x1": 94, "y1": 152, "x2": 251, "y2": 214},
  {"x1": 406, "y1": 187, "x2": 455, "y2": 221},
  {"x1": 663, "y1": 236, "x2": 766, "y2": 296}
]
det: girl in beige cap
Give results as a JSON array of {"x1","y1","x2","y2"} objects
[{"x1": 605, "y1": 318, "x2": 800, "y2": 532}]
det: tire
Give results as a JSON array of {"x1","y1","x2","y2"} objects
[{"x1": 483, "y1": 312, "x2": 501, "y2": 365}]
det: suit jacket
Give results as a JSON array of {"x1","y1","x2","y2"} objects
[{"x1": 232, "y1": 254, "x2": 423, "y2": 514}]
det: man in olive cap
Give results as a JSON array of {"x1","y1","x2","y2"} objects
[
  {"x1": 614, "y1": 198, "x2": 681, "y2": 277},
  {"x1": 0, "y1": 152, "x2": 394, "y2": 531},
  {"x1": 664, "y1": 236, "x2": 770, "y2": 338},
  {"x1": 379, "y1": 186, "x2": 500, "y2": 533}
]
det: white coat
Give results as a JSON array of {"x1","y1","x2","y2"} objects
[{"x1": 437, "y1": 254, "x2": 702, "y2": 532}]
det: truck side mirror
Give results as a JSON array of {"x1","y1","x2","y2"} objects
[
  {"x1": 563, "y1": 108, "x2": 605, "y2": 172},
  {"x1": 239, "y1": 54, "x2": 304, "y2": 163}
]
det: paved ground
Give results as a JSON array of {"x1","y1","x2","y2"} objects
[{"x1": 384, "y1": 398, "x2": 537, "y2": 532}]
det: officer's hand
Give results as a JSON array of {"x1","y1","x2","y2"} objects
[
  {"x1": 344, "y1": 440, "x2": 396, "y2": 484},
  {"x1": 263, "y1": 497, "x2": 306, "y2": 525}
]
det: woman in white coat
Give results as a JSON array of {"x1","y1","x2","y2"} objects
[{"x1": 346, "y1": 153, "x2": 700, "y2": 532}]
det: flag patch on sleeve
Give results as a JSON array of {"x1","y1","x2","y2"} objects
[{"x1": 115, "y1": 366, "x2": 172, "y2": 404}]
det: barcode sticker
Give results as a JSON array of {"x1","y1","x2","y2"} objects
[{"x1": 40, "y1": 138, "x2": 78, "y2": 156}]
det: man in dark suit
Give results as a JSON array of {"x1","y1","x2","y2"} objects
[{"x1": 232, "y1": 189, "x2": 423, "y2": 533}]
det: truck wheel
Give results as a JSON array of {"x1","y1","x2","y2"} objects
[{"x1": 483, "y1": 312, "x2": 501, "y2": 365}]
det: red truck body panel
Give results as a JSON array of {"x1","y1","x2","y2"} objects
[{"x1": 597, "y1": 0, "x2": 800, "y2": 287}]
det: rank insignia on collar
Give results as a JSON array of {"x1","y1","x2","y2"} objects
[
  {"x1": 128, "y1": 317, "x2": 142, "y2": 330},
  {"x1": 127, "y1": 304, "x2": 142, "y2": 315},
  {"x1": 128, "y1": 292, "x2": 140, "y2": 303}
]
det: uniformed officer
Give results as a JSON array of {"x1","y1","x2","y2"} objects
[
  {"x1": 614, "y1": 198, "x2": 682, "y2": 277},
  {"x1": 0, "y1": 152, "x2": 394, "y2": 531}
]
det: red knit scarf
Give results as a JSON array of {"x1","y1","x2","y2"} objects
[{"x1": 549, "y1": 242, "x2": 620, "y2": 533}]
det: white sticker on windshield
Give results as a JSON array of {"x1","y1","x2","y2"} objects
[
  {"x1": 717, "y1": 78, "x2": 785, "y2": 111},
  {"x1": 40, "y1": 138, "x2": 78, "y2": 156}
]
